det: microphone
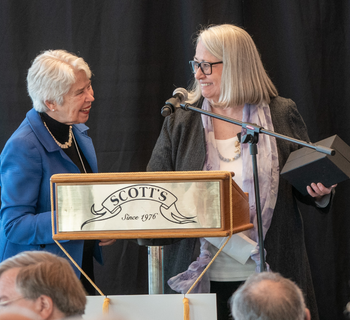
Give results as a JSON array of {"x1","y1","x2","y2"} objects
[{"x1": 161, "y1": 88, "x2": 188, "y2": 117}]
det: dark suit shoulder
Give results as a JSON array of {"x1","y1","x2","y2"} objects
[{"x1": 269, "y1": 96, "x2": 298, "y2": 117}]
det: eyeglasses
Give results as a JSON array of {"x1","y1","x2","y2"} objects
[
  {"x1": 0, "y1": 296, "x2": 24, "y2": 308},
  {"x1": 189, "y1": 60, "x2": 223, "y2": 75}
]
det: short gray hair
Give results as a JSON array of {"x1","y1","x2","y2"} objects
[
  {"x1": 188, "y1": 24, "x2": 278, "y2": 107},
  {"x1": 231, "y1": 272, "x2": 307, "y2": 320},
  {"x1": 0, "y1": 251, "x2": 87, "y2": 317},
  {"x1": 27, "y1": 49, "x2": 92, "y2": 112}
]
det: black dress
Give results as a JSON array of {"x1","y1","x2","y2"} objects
[{"x1": 40, "y1": 112, "x2": 97, "y2": 295}]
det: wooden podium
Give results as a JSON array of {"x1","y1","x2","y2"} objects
[{"x1": 50, "y1": 170, "x2": 252, "y2": 294}]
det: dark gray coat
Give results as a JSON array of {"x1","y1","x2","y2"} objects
[{"x1": 147, "y1": 96, "x2": 325, "y2": 319}]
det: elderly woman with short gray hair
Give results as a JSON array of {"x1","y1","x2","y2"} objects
[{"x1": 0, "y1": 50, "x2": 115, "y2": 293}]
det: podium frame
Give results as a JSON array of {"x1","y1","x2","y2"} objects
[{"x1": 50, "y1": 171, "x2": 252, "y2": 240}]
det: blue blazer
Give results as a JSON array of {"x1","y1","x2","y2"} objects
[{"x1": 0, "y1": 108, "x2": 102, "y2": 274}]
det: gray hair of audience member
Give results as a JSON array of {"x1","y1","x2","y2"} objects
[
  {"x1": 27, "y1": 49, "x2": 92, "y2": 112},
  {"x1": 0, "y1": 251, "x2": 87, "y2": 317},
  {"x1": 231, "y1": 272, "x2": 308, "y2": 320}
]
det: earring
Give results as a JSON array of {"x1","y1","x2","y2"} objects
[{"x1": 52, "y1": 109, "x2": 55, "y2": 112}]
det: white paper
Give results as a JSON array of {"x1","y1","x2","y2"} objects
[{"x1": 205, "y1": 232, "x2": 257, "y2": 264}]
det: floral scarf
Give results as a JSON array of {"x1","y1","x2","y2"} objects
[{"x1": 168, "y1": 98, "x2": 279, "y2": 293}]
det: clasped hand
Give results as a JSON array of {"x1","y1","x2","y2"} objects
[
  {"x1": 307, "y1": 182, "x2": 337, "y2": 202},
  {"x1": 98, "y1": 239, "x2": 117, "y2": 246}
]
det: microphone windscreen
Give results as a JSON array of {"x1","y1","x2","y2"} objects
[{"x1": 172, "y1": 87, "x2": 188, "y2": 101}]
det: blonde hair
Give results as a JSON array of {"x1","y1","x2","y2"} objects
[
  {"x1": 187, "y1": 24, "x2": 278, "y2": 107},
  {"x1": 27, "y1": 49, "x2": 92, "y2": 112}
]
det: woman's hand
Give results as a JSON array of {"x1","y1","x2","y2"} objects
[
  {"x1": 98, "y1": 239, "x2": 116, "y2": 246},
  {"x1": 306, "y1": 182, "x2": 337, "y2": 201}
]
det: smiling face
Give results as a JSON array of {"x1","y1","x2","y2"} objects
[
  {"x1": 194, "y1": 40, "x2": 223, "y2": 104},
  {"x1": 45, "y1": 70, "x2": 94, "y2": 125}
]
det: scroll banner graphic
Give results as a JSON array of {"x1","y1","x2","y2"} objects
[{"x1": 81, "y1": 184, "x2": 197, "y2": 229}]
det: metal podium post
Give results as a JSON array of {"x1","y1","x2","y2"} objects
[{"x1": 148, "y1": 246, "x2": 164, "y2": 294}]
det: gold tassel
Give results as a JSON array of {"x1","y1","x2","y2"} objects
[
  {"x1": 182, "y1": 236, "x2": 233, "y2": 319},
  {"x1": 54, "y1": 240, "x2": 109, "y2": 314},
  {"x1": 103, "y1": 297, "x2": 110, "y2": 314},
  {"x1": 183, "y1": 297, "x2": 190, "y2": 320}
]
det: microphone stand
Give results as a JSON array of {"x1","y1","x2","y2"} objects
[{"x1": 179, "y1": 103, "x2": 335, "y2": 272}]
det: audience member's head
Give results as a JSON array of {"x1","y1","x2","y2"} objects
[
  {"x1": 0, "y1": 251, "x2": 86, "y2": 320},
  {"x1": 231, "y1": 272, "x2": 311, "y2": 320},
  {"x1": 0, "y1": 306, "x2": 39, "y2": 320}
]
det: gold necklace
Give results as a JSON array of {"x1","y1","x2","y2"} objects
[
  {"x1": 43, "y1": 121, "x2": 73, "y2": 149},
  {"x1": 217, "y1": 140, "x2": 241, "y2": 162},
  {"x1": 72, "y1": 134, "x2": 87, "y2": 173}
]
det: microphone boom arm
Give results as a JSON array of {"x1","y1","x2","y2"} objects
[
  {"x1": 179, "y1": 101, "x2": 335, "y2": 272},
  {"x1": 180, "y1": 103, "x2": 335, "y2": 155}
]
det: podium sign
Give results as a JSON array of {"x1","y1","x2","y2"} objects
[{"x1": 50, "y1": 171, "x2": 252, "y2": 240}]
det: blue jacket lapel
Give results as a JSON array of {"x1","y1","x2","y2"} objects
[{"x1": 26, "y1": 108, "x2": 98, "y2": 173}]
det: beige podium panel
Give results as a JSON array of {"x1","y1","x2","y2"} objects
[
  {"x1": 50, "y1": 171, "x2": 252, "y2": 240},
  {"x1": 84, "y1": 294, "x2": 217, "y2": 320}
]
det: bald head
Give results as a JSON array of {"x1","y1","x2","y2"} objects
[
  {"x1": 231, "y1": 272, "x2": 311, "y2": 320},
  {"x1": 250, "y1": 278, "x2": 293, "y2": 305}
]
